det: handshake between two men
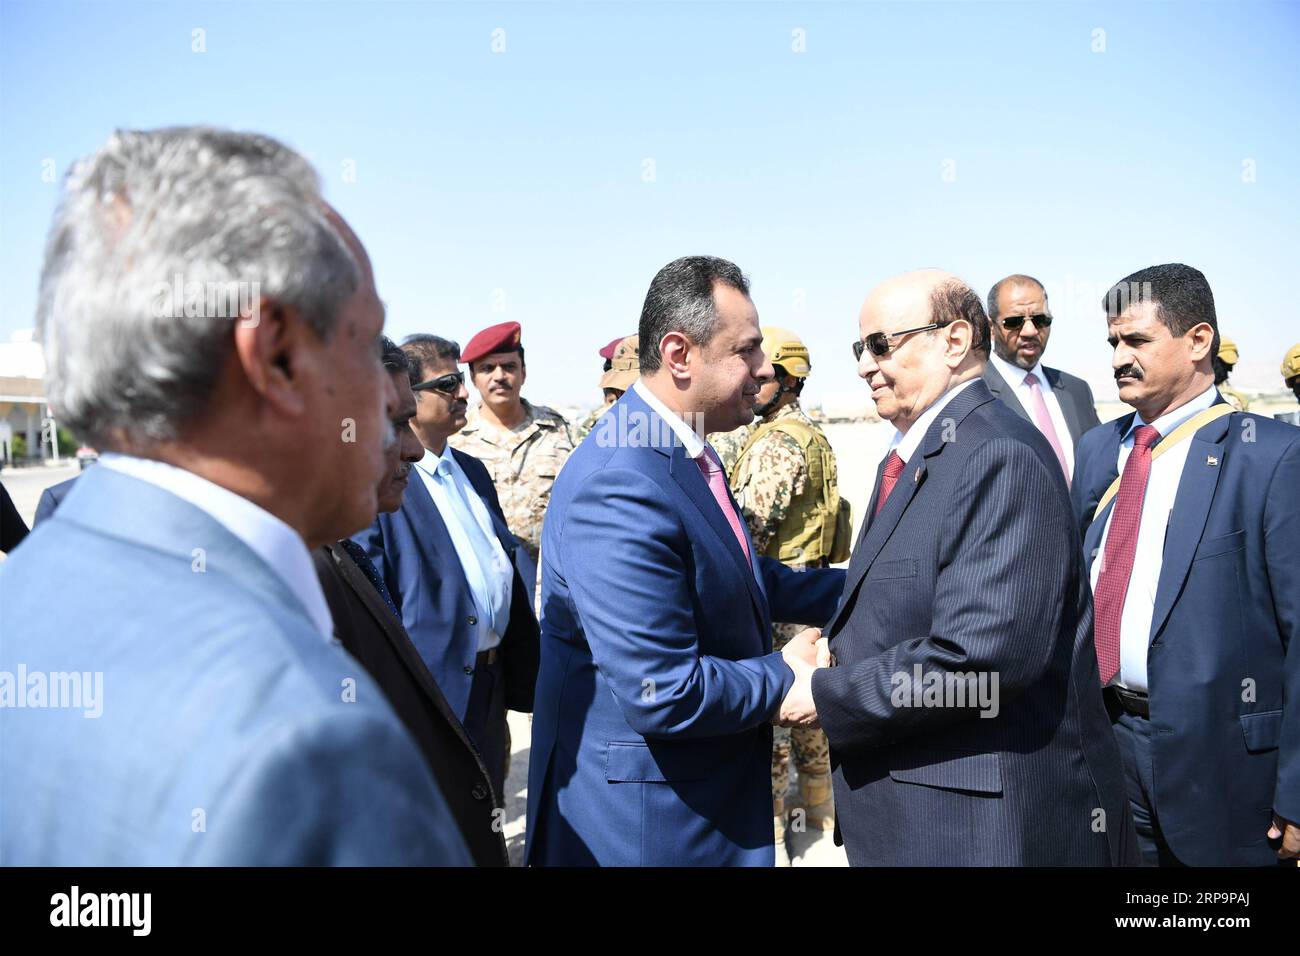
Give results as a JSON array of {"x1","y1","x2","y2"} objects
[{"x1": 776, "y1": 627, "x2": 832, "y2": 729}]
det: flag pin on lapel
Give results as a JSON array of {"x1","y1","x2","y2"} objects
[
  {"x1": 914, "y1": 466, "x2": 922, "y2": 482},
  {"x1": 1206, "y1": 454, "x2": 1218, "y2": 467}
]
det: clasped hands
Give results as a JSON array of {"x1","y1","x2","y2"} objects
[{"x1": 775, "y1": 627, "x2": 834, "y2": 729}]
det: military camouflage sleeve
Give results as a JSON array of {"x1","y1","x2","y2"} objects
[{"x1": 733, "y1": 431, "x2": 806, "y2": 555}]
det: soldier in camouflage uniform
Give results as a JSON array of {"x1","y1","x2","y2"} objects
[
  {"x1": 708, "y1": 421, "x2": 757, "y2": 478},
  {"x1": 448, "y1": 322, "x2": 575, "y2": 610},
  {"x1": 573, "y1": 334, "x2": 639, "y2": 443},
  {"x1": 727, "y1": 327, "x2": 847, "y2": 865},
  {"x1": 1213, "y1": 337, "x2": 1250, "y2": 412}
]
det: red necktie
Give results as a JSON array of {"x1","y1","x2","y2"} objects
[
  {"x1": 1092, "y1": 425, "x2": 1162, "y2": 685},
  {"x1": 874, "y1": 451, "x2": 905, "y2": 517}
]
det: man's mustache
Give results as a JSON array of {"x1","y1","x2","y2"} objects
[{"x1": 1115, "y1": 364, "x2": 1144, "y2": 381}]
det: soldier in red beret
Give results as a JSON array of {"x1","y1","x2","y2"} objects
[{"x1": 449, "y1": 322, "x2": 575, "y2": 607}]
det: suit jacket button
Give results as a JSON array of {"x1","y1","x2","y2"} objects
[
  {"x1": 464, "y1": 665, "x2": 474, "y2": 675},
  {"x1": 472, "y1": 784, "x2": 488, "y2": 801},
  {"x1": 467, "y1": 615, "x2": 478, "y2": 626}
]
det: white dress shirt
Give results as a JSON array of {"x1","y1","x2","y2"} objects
[
  {"x1": 887, "y1": 378, "x2": 979, "y2": 464},
  {"x1": 414, "y1": 444, "x2": 512, "y2": 652},
  {"x1": 1089, "y1": 384, "x2": 1219, "y2": 692},
  {"x1": 97, "y1": 452, "x2": 335, "y2": 642},
  {"x1": 633, "y1": 378, "x2": 706, "y2": 459},
  {"x1": 989, "y1": 352, "x2": 1075, "y2": 477}
]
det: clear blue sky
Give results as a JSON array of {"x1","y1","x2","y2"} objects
[{"x1": 2, "y1": 0, "x2": 1297, "y2": 407}]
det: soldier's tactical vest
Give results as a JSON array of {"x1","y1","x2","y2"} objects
[{"x1": 733, "y1": 414, "x2": 851, "y2": 566}]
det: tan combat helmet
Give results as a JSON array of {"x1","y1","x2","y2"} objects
[
  {"x1": 761, "y1": 326, "x2": 811, "y2": 377},
  {"x1": 1282, "y1": 343, "x2": 1300, "y2": 385},
  {"x1": 1218, "y1": 337, "x2": 1240, "y2": 366}
]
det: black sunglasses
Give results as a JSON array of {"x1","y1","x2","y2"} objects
[
  {"x1": 411, "y1": 371, "x2": 465, "y2": 395},
  {"x1": 852, "y1": 322, "x2": 943, "y2": 360},
  {"x1": 999, "y1": 313, "x2": 1052, "y2": 332}
]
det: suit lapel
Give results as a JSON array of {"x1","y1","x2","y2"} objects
[
  {"x1": 1045, "y1": 367, "x2": 1085, "y2": 447},
  {"x1": 1149, "y1": 415, "x2": 1230, "y2": 642},
  {"x1": 405, "y1": 469, "x2": 478, "y2": 610},
  {"x1": 668, "y1": 442, "x2": 766, "y2": 618},
  {"x1": 983, "y1": 363, "x2": 1030, "y2": 422},
  {"x1": 832, "y1": 381, "x2": 996, "y2": 632},
  {"x1": 1083, "y1": 496, "x2": 1116, "y2": 573}
]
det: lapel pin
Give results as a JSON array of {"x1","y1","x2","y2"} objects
[
  {"x1": 1206, "y1": 454, "x2": 1218, "y2": 467},
  {"x1": 914, "y1": 467, "x2": 922, "y2": 483}
]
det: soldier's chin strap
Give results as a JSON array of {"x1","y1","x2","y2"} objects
[{"x1": 756, "y1": 370, "x2": 799, "y2": 418}]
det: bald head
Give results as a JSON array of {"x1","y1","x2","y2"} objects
[{"x1": 856, "y1": 269, "x2": 989, "y2": 433}]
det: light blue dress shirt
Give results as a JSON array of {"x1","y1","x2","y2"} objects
[{"x1": 415, "y1": 444, "x2": 512, "y2": 651}]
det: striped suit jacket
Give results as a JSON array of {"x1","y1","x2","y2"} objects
[{"x1": 811, "y1": 378, "x2": 1139, "y2": 866}]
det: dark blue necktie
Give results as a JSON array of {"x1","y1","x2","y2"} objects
[{"x1": 340, "y1": 539, "x2": 401, "y2": 620}]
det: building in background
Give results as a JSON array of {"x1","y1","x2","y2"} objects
[{"x1": 0, "y1": 329, "x2": 59, "y2": 467}]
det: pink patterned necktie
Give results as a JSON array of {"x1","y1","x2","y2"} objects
[
  {"x1": 1023, "y1": 372, "x2": 1071, "y2": 482},
  {"x1": 1092, "y1": 424, "x2": 1162, "y2": 686},
  {"x1": 697, "y1": 446, "x2": 751, "y2": 565}
]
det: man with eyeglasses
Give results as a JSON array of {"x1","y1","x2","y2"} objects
[
  {"x1": 355, "y1": 333, "x2": 540, "y2": 803},
  {"x1": 800, "y1": 269, "x2": 1136, "y2": 866},
  {"x1": 982, "y1": 274, "x2": 1100, "y2": 484}
]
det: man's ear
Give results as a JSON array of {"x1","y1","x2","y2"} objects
[
  {"x1": 945, "y1": 319, "x2": 973, "y2": 367},
  {"x1": 659, "y1": 332, "x2": 692, "y2": 381},
  {"x1": 231, "y1": 297, "x2": 310, "y2": 418},
  {"x1": 1187, "y1": 322, "x2": 1216, "y2": 363}
]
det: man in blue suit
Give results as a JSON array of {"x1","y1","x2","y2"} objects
[
  {"x1": 0, "y1": 127, "x2": 469, "y2": 866},
  {"x1": 357, "y1": 333, "x2": 539, "y2": 799},
  {"x1": 1073, "y1": 263, "x2": 1300, "y2": 865},
  {"x1": 526, "y1": 256, "x2": 845, "y2": 866}
]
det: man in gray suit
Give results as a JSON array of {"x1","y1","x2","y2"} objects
[
  {"x1": 983, "y1": 274, "x2": 1100, "y2": 484},
  {"x1": 0, "y1": 127, "x2": 469, "y2": 865}
]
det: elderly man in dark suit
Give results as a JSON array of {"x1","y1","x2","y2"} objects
[
  {"x1": 315, "y1": 337, "x2": 505, "y2": 866},
  {"x1": 982, "y1": 274, "x2": 1100, "y2": 485},
  {"x1": 1073, "y1": 263, "x2": 1300, "y2": 865},
  {"x1": 790, "y1": 269, "x2": 1136, "y2": 866},
  {"x1": 357, "y1": 333, "x2": 539, "y2": 801}
]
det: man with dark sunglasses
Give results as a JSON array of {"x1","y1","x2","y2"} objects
[
  {"x1": 806, "y1": 269, "x2": 1136, "y2": 866},
  {"x1": 981, "y1": 274, "x2": 1100, "y2": 484}
]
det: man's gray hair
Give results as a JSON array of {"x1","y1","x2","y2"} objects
[
  {"x1": 36, "y1": 126, "x2": 361, "y2": 448},
  {"x1": 638, "y1": 255, "x2": 750, "y2": 374}
]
